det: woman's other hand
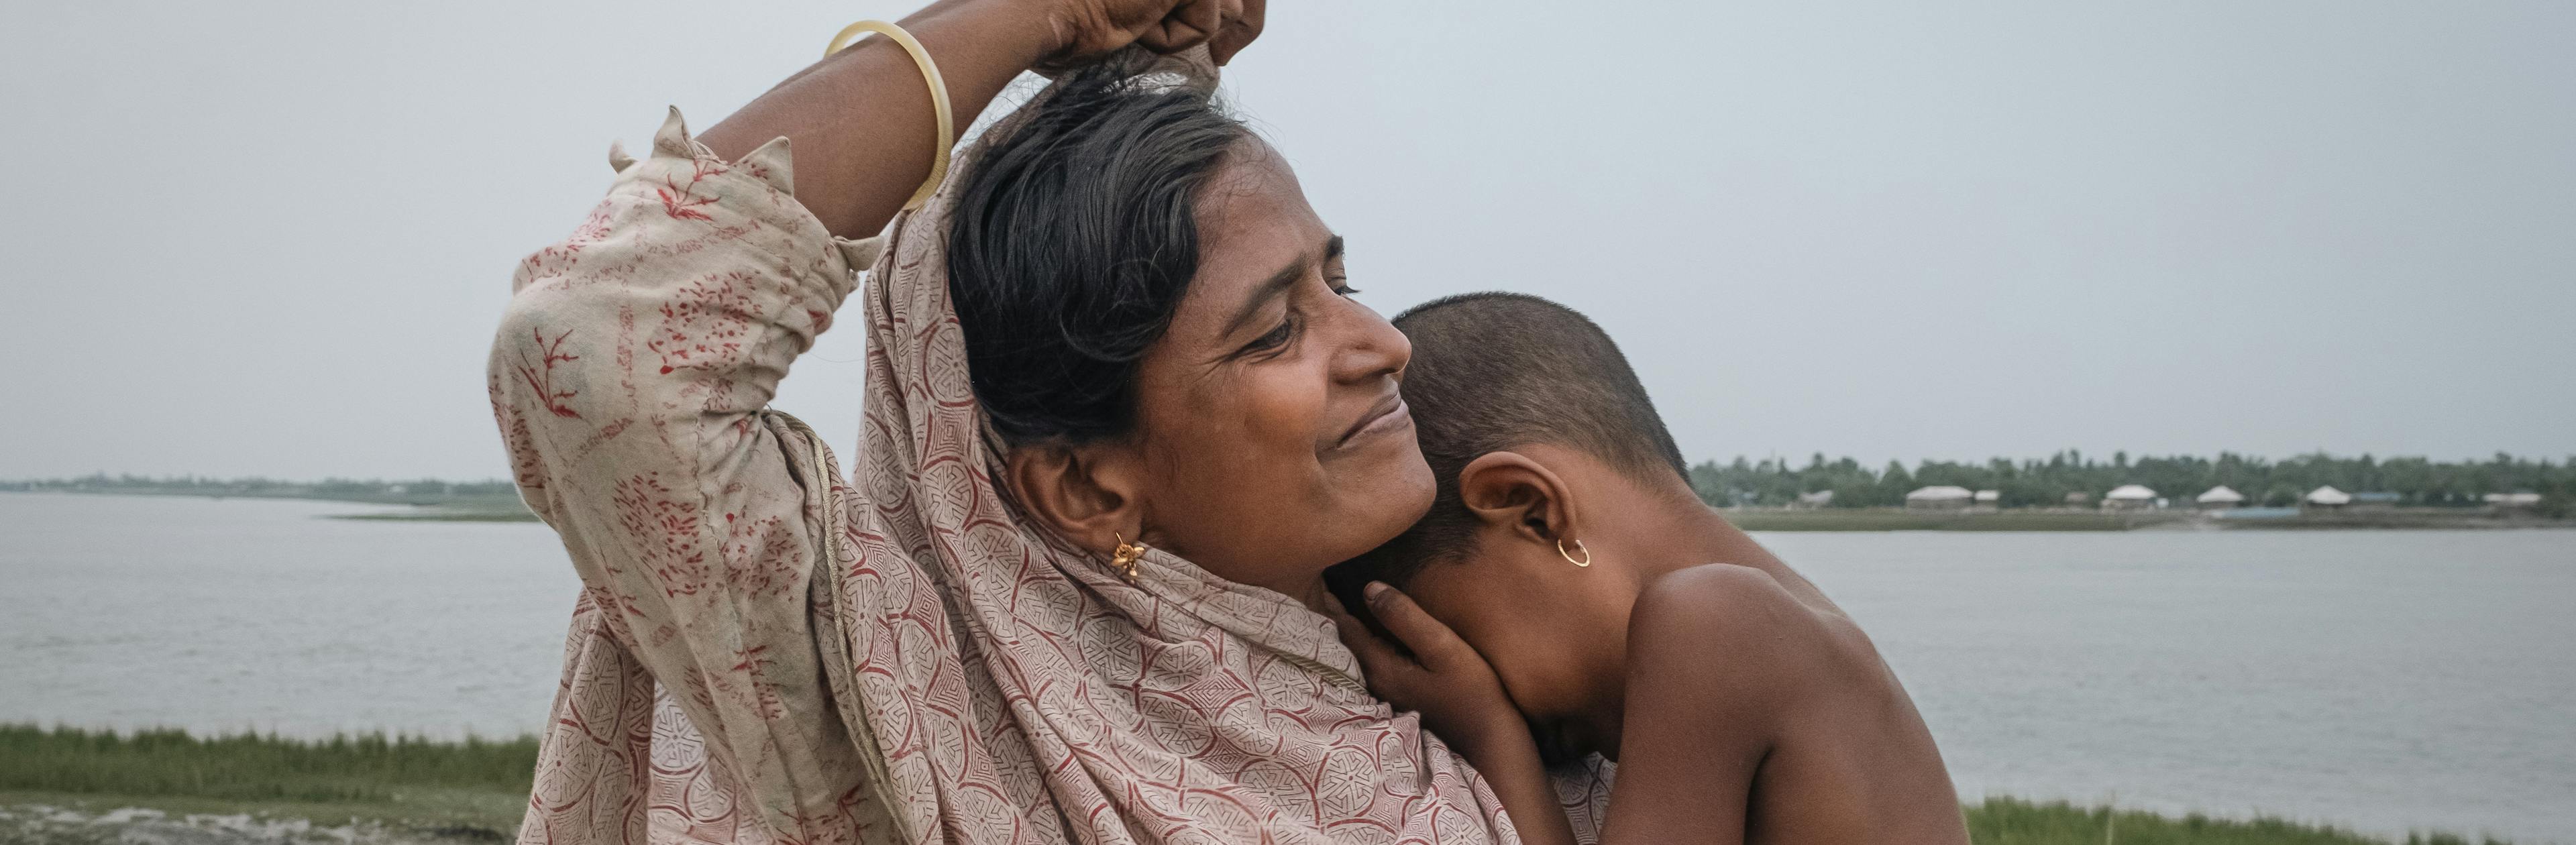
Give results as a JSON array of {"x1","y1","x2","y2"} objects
[
  {"x1": 1040, "y1": 0, "x2": 1265, "y2": 66},
  {"x1": 1329, "y1": 582, "x2": 1529, "y2": 760}
]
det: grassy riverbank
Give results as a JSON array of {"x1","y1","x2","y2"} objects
[
  {"x1": 0, "y1": 726, "x2": 531, "y2": 838},
  {"x1": 0, "y1": 726, "x2": 2531, "y2": 844},
  {"x1": 1966, "y1": 797, "x2": 2514, "y2": 844}
]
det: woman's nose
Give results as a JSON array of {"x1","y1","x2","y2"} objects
[{"x1": 1330, "y1": 301, "x2": 1412, "y2": 385}]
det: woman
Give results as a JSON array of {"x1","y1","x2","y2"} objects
[{"x1": 489, "y1": 1, "x2": 1608, "y2": 842}]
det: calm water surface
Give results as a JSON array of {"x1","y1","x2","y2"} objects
[
  {"x1": 1, "y1": 494, "x2": 579, "y2": 739},
  {"x1": 3, "y1": 493, "x2": 2571, "y2": 842},
  {"x1": 1767, "y1": 529, "x2": 2576, "y2": 844}
]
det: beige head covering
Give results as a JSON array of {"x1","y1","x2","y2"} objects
[{"x1": 501, "y1": 50, "x2": 1611, "y2": 845}]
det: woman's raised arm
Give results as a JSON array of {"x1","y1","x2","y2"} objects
[
  {"x1": 487, "y1": 6, "x2": 1260, "y2": 840},
  {"x1": 698, "y1": 0, "x2": 1263, "y2": 239}
]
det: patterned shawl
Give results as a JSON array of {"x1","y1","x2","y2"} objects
[{"x1": 492, "y1": 69, "x2": 1610, "y2": 845}]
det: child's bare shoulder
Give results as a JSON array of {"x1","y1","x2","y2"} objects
[{"x1": 1629, "y1": 564, "x2": 1886, "y2": 702}]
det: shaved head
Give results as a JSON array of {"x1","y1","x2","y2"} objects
[{"x1": 1333, "y1": 292, "x2": 1688, "y2": 594}]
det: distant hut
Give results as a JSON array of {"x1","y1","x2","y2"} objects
[
  {"x1": 2102, "y1": 484, "x2": 2159, "y2": 511},
  {"x1": 1905, "y1": 486, "x2": 1975, "y2": 510},
  {"x1": 2305, "y1": 486, "x2": 2352, "y2": 510},
  {"x1": 2063, "y1": 491, "x2": 2092, "y2": 508},
  {"x1": 1792, "y1": 490, "x2": 1836, "y2": 510},
  {"x1": 2485, "y1": 492, "x2": 2543, "y2": 513},
  {"x1": 1973, "y1": 490, "x2": 2001, "y2": 512},
  {"x1": 2195, "y1": 486, "x2": 2247, "y2": 510}
]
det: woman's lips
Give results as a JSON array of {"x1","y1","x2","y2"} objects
[{"x1": 1337, "y1": 396, "x2": 1411, "y2": 448}]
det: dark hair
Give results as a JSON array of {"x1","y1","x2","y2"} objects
[
  {"x1": 947, "y1": 58, "x2": 1251, "y2": 446},
  {"x1": 1328, "y1": 292, "x2": 1689, "y2": 597}
]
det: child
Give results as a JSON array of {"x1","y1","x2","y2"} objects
[{"x1": 1325, "y1": 293, "x2": 1969, "y2": 844}]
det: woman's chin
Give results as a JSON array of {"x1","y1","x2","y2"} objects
[{"x1": 1364, "y1": 435, "x2": 1438, "y2": 532}]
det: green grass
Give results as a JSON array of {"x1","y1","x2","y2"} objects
[
  {"x1": 1964, "y1": 797, "x2": 2518, "y2": 844},
  {"x1": 1, "y1": 726, "x2": 2536, "y2": 844},
  {"x1": 0, "y1": 725, "x2": 531, "y2": 833},
  {"x1": 0, "y1": 725, "x2": 534, "y2": 801}
]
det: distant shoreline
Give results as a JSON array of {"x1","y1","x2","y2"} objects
[
  {"x1": 0, "y1": 488, "x2": 538, "y2": 522},
  {"x1": 1725, "y1": 506, "x2": 2574, "y2": 532},
  {"x1": 14, "y1": 489, "x2": 2573, "y2": 530}
]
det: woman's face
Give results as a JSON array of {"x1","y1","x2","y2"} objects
[{"x1": 1126, "y1": 139, "x2": 1434, "y2": 600}]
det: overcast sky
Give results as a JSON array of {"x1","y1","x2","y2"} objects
[{"x1": 2, "y1": 1, "x2": 2569, "y2": 481}]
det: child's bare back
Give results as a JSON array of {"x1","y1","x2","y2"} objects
[
  {"x1": 1324, "y1": 292, "x2": 1968, "y2": 844},
  {"x1": 1612, "y1": 563, "x2": 1965, "y2": 844}
]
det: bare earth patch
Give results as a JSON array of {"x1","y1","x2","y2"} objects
[{"x1": 0, "y1": 805, "x2": 504, "y2": 845}]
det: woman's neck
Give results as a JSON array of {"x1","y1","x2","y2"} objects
[{"x1": 1278, "y1": 573, "x2": 1333, "y2": 612}]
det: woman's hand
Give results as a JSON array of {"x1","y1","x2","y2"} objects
[
  {"x1": 700, "y1": 0, "x2": 1260, "y2": 237},
  {"x1": 1329, "y1": 582, "x2": 1527, "y2": 760},
  {"x1": 1037, "y1": 0, "x2": 1266, "y2": 67}
]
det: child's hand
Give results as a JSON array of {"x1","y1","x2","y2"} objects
[
  {"x1": 1328, "y1": 581, "x2": 1527, "y2": 760},
  {"x1": 1330, "y1": 582, "x2": 1585, "y2": 845}
]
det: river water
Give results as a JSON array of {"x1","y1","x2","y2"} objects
[{"x1": 2, "y1": 493, "x2": 2570, "y2": 842}]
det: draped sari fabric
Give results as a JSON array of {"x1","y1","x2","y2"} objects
[{"x1": 490, "y1": 75, "x2": 1612, "y2": 845}]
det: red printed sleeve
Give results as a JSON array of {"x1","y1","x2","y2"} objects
[{"x1": 486, "y1": 109, "x2": 887, "y2": 845}]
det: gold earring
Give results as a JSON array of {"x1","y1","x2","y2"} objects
[
  {"x1": 1558, "y1": 537, "x2": 1592, "y2": 568},
  {"x1": 1110, "y1": 532, "x2": 1147, "y2": 583}
]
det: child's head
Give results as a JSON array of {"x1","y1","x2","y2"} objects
[{"x1": 1328, "y1": 292, "x2": 1702, "y2": 763}]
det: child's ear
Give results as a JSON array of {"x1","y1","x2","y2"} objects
[{"x1": 1456, "y1": 451, "x2": 1578, "y2": 548}]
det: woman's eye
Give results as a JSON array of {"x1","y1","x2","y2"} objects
[{"x1": 1250, "y1": 319, "x2": 1296, "y2": 351}]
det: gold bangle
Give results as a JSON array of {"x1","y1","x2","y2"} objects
[{"x1": 826, "y1": 19, "x2": 953, "y2": 211}]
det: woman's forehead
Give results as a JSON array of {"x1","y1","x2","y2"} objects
[
  {"x1": 1172, "y1": 147, "x2": 1333, "y2": 336},
  {"x1": 1196, "y1": 137, "x2": 1321, "y2": 245}
]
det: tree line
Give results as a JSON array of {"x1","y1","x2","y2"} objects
[
  {"x1": 1688, "y1": 451, "x2": 2571, "y2": 516},
  {"x1": 16, "y1": 455, "x2": 2572, "y2": 518}
]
